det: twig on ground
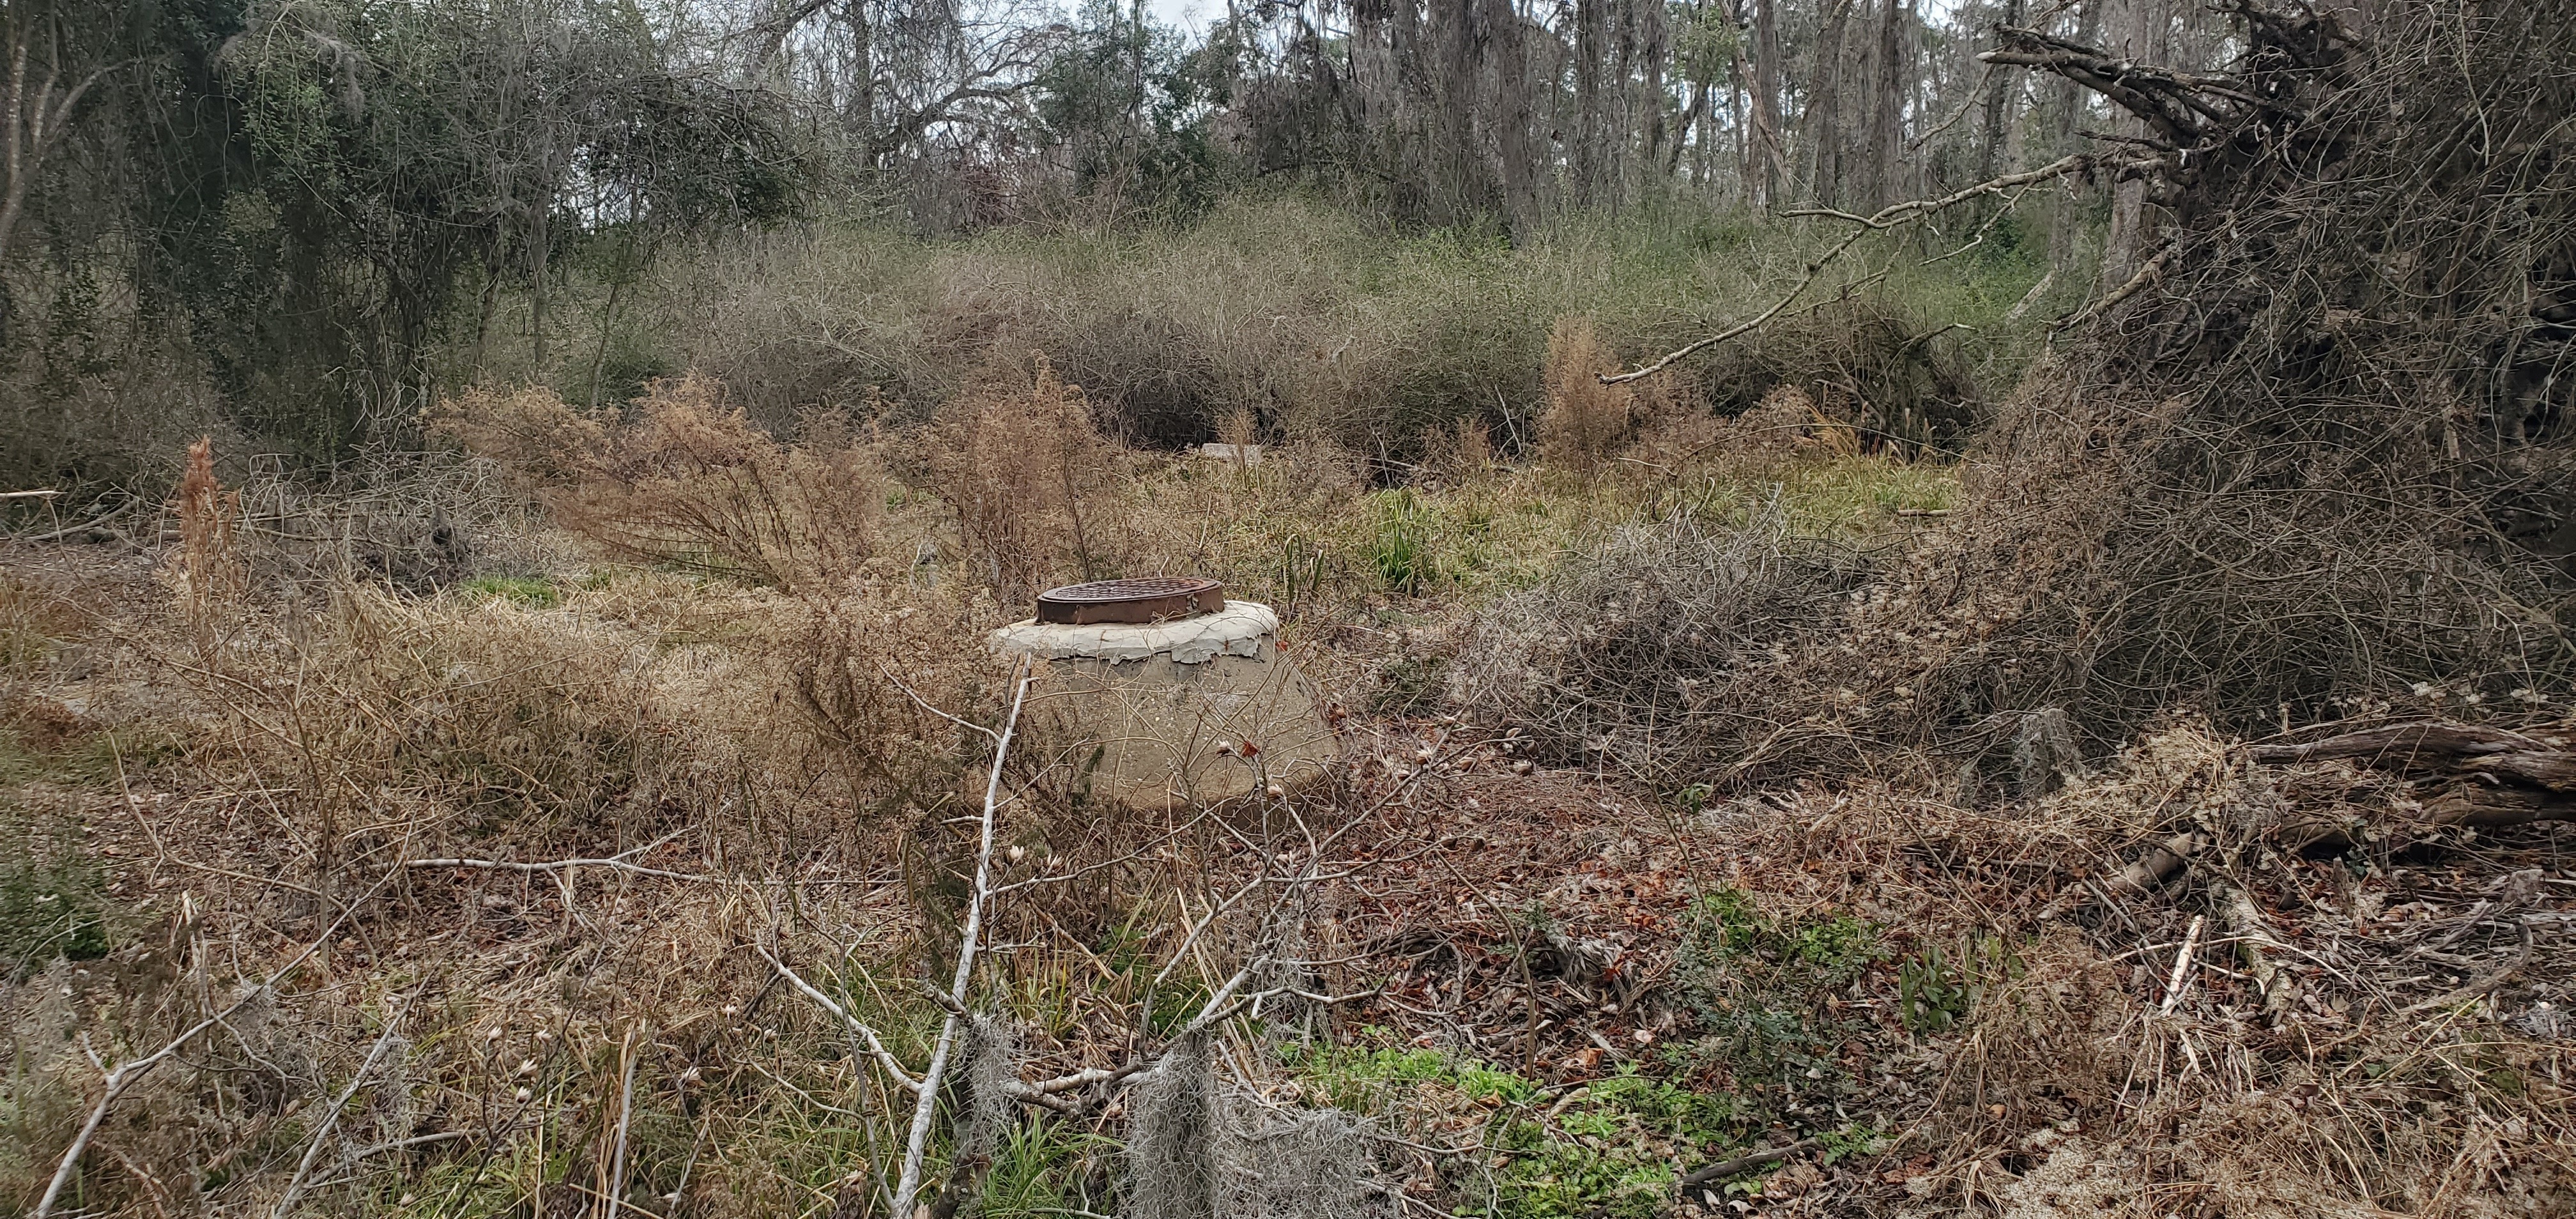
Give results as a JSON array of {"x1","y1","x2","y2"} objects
[
  {"x1": 273, "y1": 1002, "x2": 411, "y2": 1219},
  {"x1": 2160, "y1": 915, "x2": 2205, "y2": 1014},
  {"x1": 1649, "y1": 1136, "x2": 1827, "y2": 1213},
  {"x1": 2398, "y1": 930, "x2": 2533, "y2": 1017},
  {"x1": 892, "y1": 656, "x2": 1033, "y2": 1217},
  {"x1": 36, "y1": 871, "x2": 399, "y2": 1218},
  {"x1": 2211, "y1": 880, "x2": 2297, "y2": 1020},
  {"x1": 404, "y1": 827, "x2": 706, "y2": 880},
  {"x1": 603, "y1": 1023, "x2": 644, "y2": 1219}
]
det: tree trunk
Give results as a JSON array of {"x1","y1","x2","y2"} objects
[
  {"x1": 1487, "y1": 0, "x2": 1541, "y2": 235},
  {"x1": 1635, "y1": 0, "x2": 1666, "y2": 194},
  {"x1": 530, "y1": 180, "x2": 549, "y2": 371},
  {"x1": 850, "y1": 3, "x2": 876, "y2": 167},
  {"x1": 1977, "y1": 0, "x2": 2023, "y2": 181},
  {"x1": 1864, "y1": 0, "x2": 1905, "y2": 209},
  {"x1": 1751, "y1": 0, "x2": 1781, "y2": 206},
  {"x1": 1435, "y1": 0, "x2": 1492, "y2": 223},
  {"x1": 2100, "y1": 0, "x2": 2168, "y2": 285},
  {"x1": 1805, "y1": 0, "x2": 1855, "y2": 208},
  {"x1": 1574, "y1": 0, "x2": 1606, "y2": 205},
  {"x1": 2044, "y1": 0, "x2": 2102, "y2": 266}
]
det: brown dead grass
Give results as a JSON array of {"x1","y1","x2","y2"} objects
[
  {"x1": 432, "y1": 374, "x2": 888, "y2": 591},
  {"x1": 11, "y1": 290, "x2": 2568, "y2": 1219},
  {"x1": 1537, "y1": 318, "x2": 1632, "y2": 471},
  {"x1": 918, "y1": 355, "x2": 1120, "y2": 604}
]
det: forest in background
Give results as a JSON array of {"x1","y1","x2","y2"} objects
[{"x1": 3, "y1": 0, "x2": 2238, "y2": 481}]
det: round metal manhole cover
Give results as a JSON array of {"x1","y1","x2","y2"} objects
[{"x1": 1035, "y1": 577, "x2": 1225, "y2": 625}]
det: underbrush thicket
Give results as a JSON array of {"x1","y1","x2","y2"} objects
[
  {"x1": 487, "y1": 197, "x2": 2056, "y2": 459},
  {"x1": 10, "y1": 331, "x2": 2564, "y2": 1214},
  {"x1": 0, "y1": 359, "x2": 1965, "y2": 1217}
]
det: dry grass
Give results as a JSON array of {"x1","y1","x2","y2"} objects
[
  {"x1": 4, "y1": 413, "x2": 2571, "y2": 1219},
  {"x1": 433, "y1": 374, "x2": 889, "y2": 592},
  {"x1": 0, "y1": 402, "x2": 1982, "y2": 1218},
  {"x1": 15, "y1": 41, "x2": 2575, "y2": 1200},
  {"x1": 1537, "y1": 318, "x2": 1634, "y2": 471},
  {"x1": 171, "y1": 437, "x2": 244, "y2": 620},
  {"x1": 918, "y1": 356, "x2": 1121, "y2": 604}
]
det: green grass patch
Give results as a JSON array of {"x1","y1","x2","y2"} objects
[
  {"x1": 459, "y1": 574, "x2": 562, "y2": 608},
  {"x1": 1672, "y1": 890, "x2": 1887, "y2": 1121},
  {"x1": 1285, "y1": 1043, "x2": 1755, "y2": 1219},
  {"x1": 0, "y1": 802, "x2": 109, "y2": 977}
]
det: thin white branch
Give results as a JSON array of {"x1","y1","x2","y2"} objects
[
  {"x1": 880, "y1": 660, "x2": 1002, "y2": 743},
  {"x1": 754, "y1": 944, "x2": 922, "y2": 1092},
  {"x1": 1607, "y1": 154, "x2": 2112, "y2": 385},
  {"x1": 892, "y1": 657, "x2": 1033, "y2": 1217},
  {"x1": 606, "y1": 1023, "x2": 644, "y2": 1218},
  {"x1": 36, "y1": 872, "x2": 397, "y2": 1218},
  {"x1": 273, "y1": 1003, "x2": 410, "y2": 1219}
]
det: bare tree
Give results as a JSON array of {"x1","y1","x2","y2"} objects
[{"x1": 0, "y1": 6, "x2": 115, "y2": 268}]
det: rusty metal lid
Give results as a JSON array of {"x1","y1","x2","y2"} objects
[{"x1": 1034, "y1": 577, "x2": 1225, "y2": 625}]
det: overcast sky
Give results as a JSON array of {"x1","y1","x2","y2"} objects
[{"x1": 1148, "y1": 0, "x2": 1213, "y2": 34}]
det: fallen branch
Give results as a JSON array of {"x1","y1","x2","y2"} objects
[
  {"x1": 754, "y1": 944, "x2": 921, "y2": 1092},
  {"x1": 403, "y1": 827, "x2": 707, "y2": 881},
  {"x1": 1674, "y1": 1137, "x2": 1827, "y2": 1197},
  {"x1": 2248, "y1": 719, "x2": 2575, "y2": 825},
  {"x1": 2056, "y1": 241, "x2": 2176, "y2": 331},
  {"x1": 273, "y1": 1004, "x2": 411, "y2": 1219},
  {"x1": 2040, "y1": 830, "x2": 2204, "y2": 920},
  {"x1": 1607, "y1": 155, "x2": 2115, "y2": 385},
  {"x1": 2159, "y1": 914, "x2": 2206, "y2": 1015},
  {"x1": 2248, "y1": 721, "x2": 2557, "y2": 769},
  {"x1": 2211, "y1": 881, "x2": 2296, "y2": 1020},
  {"x1": 2398, "y1": 934, "x2": 2533, "y2": 1018},
  {"x1": 892, "y1": 657, "x2": 1034, "y2": 1218},
  {"x1": 2109, "y1": 831, "x2": 2207, "y2": 898},
  {"x1": 36, "y1": 873, "x2": 397, "y2": 1218}
]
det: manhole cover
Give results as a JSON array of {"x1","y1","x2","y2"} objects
[{"x1": 1035, "y1": 577, "x2": 1225, "y2": 625}]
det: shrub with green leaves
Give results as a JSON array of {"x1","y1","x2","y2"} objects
[{"x1": 1285, "y1": 1045, "x2": 1752, "y2": 1219}]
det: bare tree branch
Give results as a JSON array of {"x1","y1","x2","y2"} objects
[
  {"x1": 1607, "y1": 154, "x2": 2112, "y2": 385},
  {"x1": 892, "y1": 656, "x2": 1034, "y2": 1217}
]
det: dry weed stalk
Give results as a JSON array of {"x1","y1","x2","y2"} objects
[
  {"x1": 888, "y1": 657, "x2": 1032, "y2": 1216},
  {"x1": 33, "y1": 873, "x2": 399, "y2": 1219},
  {"x1": 172, "y1": 437, "x2": 243, "y2": 619},
  {"x1": 420, "y1": 384, "x2": 609, "y2": 486},
  {"x1": 434, "y1": 375, "x2": 886, "y2": 590},
  {"x1": 922, "y1": 355, "x2": 1116, "y2": 602},
  {"x1": 572, "y1": 374, "x2": 886, "y2": 590},
  {"x1": 784, "y1": 586, "x2": 997, "y2": 831},
  {"x1": 1537, "y1": 318, "x2": 1632, "y2": 470},
  {"x1": 1450, "y1": 496, "x2": 1873, "y2": 785}
]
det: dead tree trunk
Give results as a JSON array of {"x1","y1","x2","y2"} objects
[{"x1": 1750, "y1": 0, "x2": 1782, "y2": 206}]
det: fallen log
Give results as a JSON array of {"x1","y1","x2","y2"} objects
[
  {"x1": 2250, "y1": 719, "x2": 2575, "y2": 825},
  {"x1": 2048, "y1": 724, "x2": 2572, "y2": 923},
  {"x1": 2248, "y1": 721, "x2": 2560, "y2": 770}
]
